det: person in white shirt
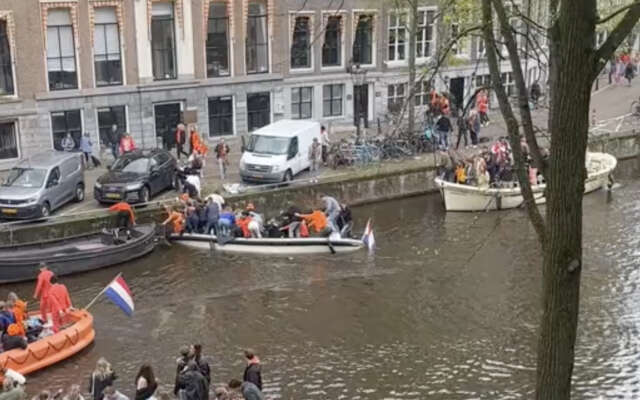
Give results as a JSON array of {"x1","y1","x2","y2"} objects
[{"x1": 320, "y1": 125, "x2": 330, "y2": 166}]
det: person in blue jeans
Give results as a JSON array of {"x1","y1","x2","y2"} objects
[
  {"x1": 217, "y1": 205, "x2": 236, "y2": 236},
  {"x1": 435, "y1": 115, "x2": 452, "y2": 150}
]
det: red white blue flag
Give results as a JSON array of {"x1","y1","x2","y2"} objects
[
  {"x1": 361, "y1": 219, "x2": 375, "y2": 251},
  {"x1": 105, "y1": 275, "x2": 134, "y2": 316}
]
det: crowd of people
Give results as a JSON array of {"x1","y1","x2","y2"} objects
[
  {"x1": 440, "y1": 137, "x2": 547, "y2": 188},
  {"x1": 609, "y1": 51, "x2": 638, "y2": 87},
  {"x1": 0, "y1": 265, "x2": 74, "y2": 354},
  {"x1": 160, "y1": 192, "x2": 352, "y2": 240},
  {"x1": 0, "y1": 346, "x2": 267, "y2": 400}
]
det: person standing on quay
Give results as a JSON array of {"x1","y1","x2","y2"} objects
[
  {"x1": 214, "y1": 139, "x2": 230, "y2": 181},
  {"x1": 108, "y1": 125, "x2": 121, "y2": 161},
  {"x1": 308, "y1": 138, "x2": 322, "y2": 182},
  {"x1": 320, "y1": 125, "x2": 330, "y2": 166},
  {"x1": 89, "y1": 358, "x2": 117, "y2": 400},
  {"x1": 134, "y1": 364, "x2": 158, "y2": 400},
  {"x1": 175, "y1": 124, "x2": 189, "y2": 160}
]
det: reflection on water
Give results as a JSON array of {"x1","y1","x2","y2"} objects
[{"x1": 8, "y1": 159, "x2": 640, "y2": 399}]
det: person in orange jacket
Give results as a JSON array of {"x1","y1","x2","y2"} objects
[
  {"x1": 163, "y1": 205, "x2": 186, "y2": 235},
  {"x1": 47, "y1": 275, "x2": 73, "y2": 332},
  {"x1": 108, "y1": 202, "x2": 136, "y2": 228},
  {"x1": 7, "y1": 292, "x2": 27, "y2": 337},
  {"x1": 118, "y1": 132, "x2": 136, "y2": 154},
  {"x1": 296, "y1": 210, "x2": 330, "y2": 237},
  {"x1": 34, "y1": 263, "x2": 53, "y2": 320}
]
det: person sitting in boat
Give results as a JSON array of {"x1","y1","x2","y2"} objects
[
  {"x1": 0, "y1": 302, "x2": 15, "y2": 334},
  {"x1": 7, "y1": 293, "x2": 26, "y2": 337},
  {"x1": 163, "y1": 205, "x2": 186, "y2": 235},
  {"x1": 108, "y1": 202, "x2": 136, "y2": 241},
  {"x1": 454, "y1": 162, "x2": 467, "y2": 184},
  {"x1": 246, "y1": 203, "x2": 264, "y2": 239},
  {"x1": 235, "y1": 211, "x2": 253, "y2": 238},
  {"x1": 89, "y1": 358, "x2": 118, "y2": 400},
  {"x1": 1, "y1": 323, "x2": 27, "y2": 352},
  {"x1": 185, "y1": 204, "x2": 201, "y2": 234},
  {"x1": 48, "y1": 276, "x2": 73, "y2": 332},
  {"x1": 296, "y1": 210, "x2": 331, "y2": 237},
  {"x1": 217, "y1": 205, "x2": 236, "y2": 237}
]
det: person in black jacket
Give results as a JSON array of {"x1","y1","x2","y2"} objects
[
  {"x1": 1, "y1": 325, "x2": 27, "y2": 351},
  {"x1": 89, "y1": 358, "x2": 117, "y2": 400},
  {"x1": 174, "y1": 346, "x2": 192, "y2": 396},
  {"x1": 242, "y1": 350, "x2": 262, "y2": 391},
  {"x1": 176, "y1": 361, "x2": 208, "y2": 400},
  {"x1": 192, "y1": 344, "x2": 211, "y2": 389}
]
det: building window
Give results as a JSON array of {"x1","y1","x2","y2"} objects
[
  {"x1": 0, "y1": 122, "x2": 18, "y2": 160},
  {"x1": 51, "y1": 110, "x2": 82, "y2": 151},
  {"x1": 387, "y1": 83, "x2": 406, "y2": 113},
  {"x1": 291, "y1": 87, "x2": 312, "y2": 119},
  {"x1": 501, "y1": 72, "x2": 515, "y2": 96},
  {"x1": 416, "y1": 9, "x2": 435, "y2": 58},
  {"x1": 415, "y1": 80, "x2": 431, "y2": 107},
  {"x1": 388, "y1": 12, "x2": 406, "y2": 61},
  {"x1": 322, "y1": 16, "x2": 342, "y2": 67},
  {"x1": 206, "y1": 2, "x2": 230, "y2": 77},
  {"x1": 353, "y1": 15, "x2": 373, "y2": 65},
  {"x1": 323, "y1": 84, "x2": 343, "y2": 117},
  {"x1": 246, "y1": 2, "x2": 269, "y2": 74},
  {"x1": 0, "y1": 21, "x2": 14, "y2": 95},
  {"x1": 208, "y1": 96, "x2": 233, "y2": 137},
  {"x1": 291, "y1": 16, "x2": 311, "y2": 69},
  {"x1": 247, "y1": 92, "x2": 270, "y2": 131},
  {"x1": 477, "y1": 37, "x2": 486, "y2": 58},
  {"x1": 46, "y1": 9, "x2": 77, "y2": 91},
  {"x1": 94, "y1": 7, "x2": 122, "y2": 86},
  {"x1": 97, "y1": 106, "x2": 126, "y2": 147},
  {"x1": 151, "y1": 3, "x2": 176, "y2": 80}
]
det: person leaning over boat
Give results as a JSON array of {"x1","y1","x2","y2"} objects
[
  {"x1": 296, "y1": 210, "x2": 331, "y2": 237},
  {"x1": 217, "y1": 205, "x2": 236, "y2": 237},
  {"x1": 108, "y1": 202, "x2": 136, "y2": 240},
  {"x1": 163, "y1": 205, "x2": 186, "y2": 235},
  {"x1": 202, "y1": 198, "x2": 220, "y2": 235},
  {"x1": 89, "y1": 358, "x2": 118, "y2": 400},
  {"x1": 134, "y1": 364, "x2": 158, "y2": 400},
  {"x1": 321, "y1": 195, "x2": 341, "y2": 233}
]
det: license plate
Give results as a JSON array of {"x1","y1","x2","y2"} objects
[
  {"x1": 252, "y1": 174, "x2": 263, "y2": 178},
  {"x1": 1, "y1": 208, "x2": 17, "y2": 215},
  {"x1": 106, "y1": 193, "x2": 121, "y2": 199}
]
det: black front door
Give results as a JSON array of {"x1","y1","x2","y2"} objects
[
  {"x1": 353, "y1": 84, "x2": 368, "y2": 128},
  {"x1": 154, "y1": 103, "x2": 182, "y2": 150},
  {"x1": 449, "y1": 78, "x2": 465, "y2": 111}
]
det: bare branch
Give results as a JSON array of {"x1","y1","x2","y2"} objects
[
  {"x1": 597, "y1": 1, "x2": 640, "y2": 25},
  {"x1": 594, "y1": 2, "x2": 640, "y2": 77}
]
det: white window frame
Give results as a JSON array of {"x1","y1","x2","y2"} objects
[
  {"x1": 387, "y1": 82, "x2": 407, "y2": 112},
  {"x1": 207, "y1": 95, "x2": 236, "y2": 137},
  {"x1": 95, "y1": 105, "x2": 129, "y2": 153},
  {"x1": 321, "y1": 11, "x2": 346, "y2": 71},
  {"x1": 291, "y1": 86, "x2": 313, "y2": 120},
  {"x1": 416, "y1": 7, "x2": 437, "y2": 62},
  {"x1": 414, "y1": 80, "x2": 431, "y2": 107},
  {"x1": 501, "y1": 72, "x2": 515, "y2": 97},
  {"x1": 289, "y1": 11, "x2": 314, "y2": 73},
  {"x1": 322, "y1": 83, "x2": 344, "y2": 119},
  {"x1": 387, "y1": 10, "x2": 408, "y2": 65},
  {"x1": 49, "y1": 109, "x2": 84, "y2": 151},
  {"x1": 352, "y1": 10, "x2": 377, "y2": 68},
  {"x1": 44, "y1": 7, "x2": 81, "y2": 92},
  {"x1": 450, "y1": 22, "x2": 470, "y2": 59},
  {"x1": 0, "y1": 120, "x2": 20, "y2": 162}
]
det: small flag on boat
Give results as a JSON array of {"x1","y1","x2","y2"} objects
[
  {"x1": 361, "y1": 219, "x2": 375, "y2": 251},
  {"x1": 105, "y1": 275, "x2": 134, "y2": 316}
]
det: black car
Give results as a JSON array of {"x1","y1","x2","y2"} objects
[{"x1": 94, "y1": 149, "x2": 178, "y2": 204}]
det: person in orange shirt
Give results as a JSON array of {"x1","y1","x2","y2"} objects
[
  {"x1": 47, "y1": 276, "x2": 73, "y2": 332},
  {"x1": 189, "y1": 125, "x2": 208, "y2": 156},
  {"x1": 7, "y1": 292, "x2": 26, "y2": 337},
  {"x1": 108, "y1": 202, "x2": 136, "y2": 231},
  {"x1": 296, "y1": 210, "x2": 330, "y2": 237},
  {"x1": 163, "y1": 205, "x2": 185, "y2": 234},
  {"x1": 236, "y1": 212, "x2": 252, "y2": 238},
  {"x1": 34, "y1": 263, "x2": 53, "y2": 320}
]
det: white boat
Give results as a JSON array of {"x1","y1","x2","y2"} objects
[
  {"x1": 169, "y1": 233, "x2": 365, "y2": 255},
  {"x1": 435, "y1": 152, "x2": 617, "y2": 212}
]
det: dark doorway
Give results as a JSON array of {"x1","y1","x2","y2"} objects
[
  {"x1": 154, "y1": 103, "x2": 182, "y2": 150},
  {"x1": 449, "y1": 77, "x2": 465, "y2": 111},
  {"x1": 353, "y1": 84, "x2": 369, "y2": 128}
]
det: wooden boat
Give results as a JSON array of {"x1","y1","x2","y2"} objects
[
  {"x1": 435, "y1": 152, "x2": 617, "y2": 212},
  {"x1": 0, "y1": 224, "x2": 157, "y2": 283},
  {"x1": 0, "y1": 309, "x2": 95, "y2": 381},
  {"x1": 170, "y1": 233, "x2": 365, "y2": 255}
]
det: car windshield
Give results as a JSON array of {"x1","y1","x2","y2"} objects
[
  {"x1": 3, "y1": 168, "x2": 47, "y2": 188},
  {"x1": 246, "y1": 135, "x2": 290, "y2": 155},
  {"x1": 112, "y1": 157, "x2": 150, "y2": 174}
]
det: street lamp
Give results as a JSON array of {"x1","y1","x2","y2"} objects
[{"x1": 349, "y1": 61, "x2": 367, "y2": 143}]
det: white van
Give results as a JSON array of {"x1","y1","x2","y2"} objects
[{"x1": 239, "y1": 119, "x2": 321, "y2": 183}]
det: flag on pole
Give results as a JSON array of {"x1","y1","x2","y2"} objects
[
  {"x1": 104, "y1": 275, "x2": 134, "y2": 316},
  {"x1": 361, "y1": 219, "x2": 375, "y2": 251}
]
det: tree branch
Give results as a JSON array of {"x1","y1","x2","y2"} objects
[
  {"x1": 482, "y1": 0, "x2": 547, "y2": 244},
  {"x1": 593, "y1": 2, "x2": 640, "y2": 77},
  {"x1": 597, "y1": 1, "x2": 640, "y2": 25}
]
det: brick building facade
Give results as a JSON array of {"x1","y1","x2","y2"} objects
[{"x1": 0, "y1": 0, "x2": 539, "y2": 169}]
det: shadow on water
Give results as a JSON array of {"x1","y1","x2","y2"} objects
[{"x1": 7, "y1": 159, "x2": 640, "y2": 399}]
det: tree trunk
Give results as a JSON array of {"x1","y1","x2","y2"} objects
[
  {"x1": 536, "y1": 1, "x2": 597, "y2": 398},
  {"x1": 407, "y1": 0, "x2": 418, "y2": 136}
]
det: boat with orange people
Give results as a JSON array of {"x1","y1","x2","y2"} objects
[{"x1": 0, "y1": 309, "x2": 95, "y2": 381}]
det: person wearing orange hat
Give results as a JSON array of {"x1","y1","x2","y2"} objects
[
  {"x1": 34, "y1": 263, "x2": 53, "y2": 320},
  {"x1": 2, "y1": 323, "x2": 27, "y2": 351}
]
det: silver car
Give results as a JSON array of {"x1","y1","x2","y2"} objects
[{"x1": 0, "y1": 151, "x2": 85, "y2": 219}]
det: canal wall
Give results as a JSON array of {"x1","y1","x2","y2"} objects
[{"x1": 1, "y1": 131, "x2": 638, "y2": 245}]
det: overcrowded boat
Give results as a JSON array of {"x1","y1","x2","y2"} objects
[{"x1": 435, "y1": 148, "x2": 617, "y2": 212}]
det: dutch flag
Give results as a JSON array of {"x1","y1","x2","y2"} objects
[
  {"x1": 361, "y1": 219, "x2": 375, "y2": 251},
  {"x1": 104, "y1": 275, "x2": 134, "y2": 316}
]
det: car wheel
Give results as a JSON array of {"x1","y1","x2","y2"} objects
[
  {"x1": 140, "y1": 186, "x2": 150, "y2": 204},
  {"x1": 41, "y1": 202, "x2": 51, "y2": 218},
  {"x1": 75, "y1": 183, "x2": 85, "y2": 202},
  {"x1": 283, "y1": 170, "x2": 293, "y2": 182}
]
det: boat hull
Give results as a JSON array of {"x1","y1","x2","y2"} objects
[
  {"x1": 0, "y1": 310, "x2": 95, "y2": 380},
  {"x1": 170, "y1": 233, "x2": 364, "y2": 255},
  {"x1": 0, "y1": 224, "x2": 157, "y2": 283},
  {"x1": 435, "y1": 152, "x2": 617, "y2": 212}
]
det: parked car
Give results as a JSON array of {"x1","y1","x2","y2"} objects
[
  {"x1": 94, "y1": 149, "x2": 178, "y2": 204},
  {"x1": 0, "y1": 151, "x2": 85, "y2": 219},
  {"x1": 239, "y1": 119, "x2": 321, "y2": 183}
]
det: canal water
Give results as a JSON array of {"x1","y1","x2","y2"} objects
[{"x1": 9, "y1": 160, "x2": 640, "y2": 399}]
